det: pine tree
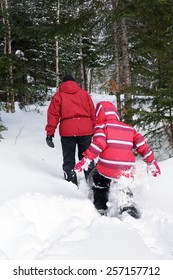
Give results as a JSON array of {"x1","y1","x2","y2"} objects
[{"x1": 129, "y1": 0, "x2": 173, "y2": 159}]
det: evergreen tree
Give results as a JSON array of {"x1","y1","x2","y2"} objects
[{"x1": 129, "y1": 0, "x2": 173, "y2": 159}]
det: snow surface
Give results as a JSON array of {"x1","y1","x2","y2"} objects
[{"x1": 0, "y1": 93, "x2": 173, "y2": 261}]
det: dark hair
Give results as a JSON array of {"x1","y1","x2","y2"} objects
[{"x1": 62, "y1": 75, "x2": 75, "y2": 82}]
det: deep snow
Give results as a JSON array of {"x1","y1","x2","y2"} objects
[{"x1": 0, "y1": 93, "x2": 173, "y2": 261}]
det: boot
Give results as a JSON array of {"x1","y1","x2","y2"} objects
[
  {"x1": 64, "y1": 170, "x2": 78, "y2": 186},
  {"x1": 119, "y1": 205, "x2": 141, "y2": 219}
]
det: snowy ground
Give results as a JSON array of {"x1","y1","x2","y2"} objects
[{"x1": 0, "y1": 94, "x2": 173, "y2": 262}]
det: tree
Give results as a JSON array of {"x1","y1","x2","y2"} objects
[{"x1": 129, "y1": 0, "x2": 173, "y2": 159}]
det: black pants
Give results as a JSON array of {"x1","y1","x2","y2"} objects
[{"x1": 61, "y1": 135, "x2": 94, "y2": 185}]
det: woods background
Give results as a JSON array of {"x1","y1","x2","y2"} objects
[{"x1": 0, "y1": 0, "x2": 173, "y2": 159}]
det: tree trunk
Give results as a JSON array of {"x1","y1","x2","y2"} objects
[
  {"x1": 121, "y1": 17, "x2": 132, "y2": 121},
  {"x1": 55, "y1": 0, "x2": 60, "y2": 89},
  {"x1": 0, "y1": 0, "x2": 15, "y2": 112},
  {"x1": 87, "y1": 68, "x2": 93, "y2": 93},
  {"x1": 121, "y1": 17, "x2": 131, "y2": 96},
  {"x1": 113, "y1": 20, "x2": 122, "y2": 113},
  {"x1": 79, "y1": 36, "x2": 85, "y2": 88},
  {"x1": 112, "y1": 0, "x2": 122, "y2": 114}
]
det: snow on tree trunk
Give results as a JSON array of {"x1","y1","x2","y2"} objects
[
  {"x1": 121, "y1": 18, "x2": 131, "y2": 94},
  {"x1": 79, "y1": 36, "x2": 85, "y2": 89},
  {"x1": 87, "y1": 68, "x2": 93, "y2": 93},
  {"x1": 121, "y1": 17, "x2": 132, "y2": 121}
]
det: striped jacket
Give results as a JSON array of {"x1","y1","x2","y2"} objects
[{"x1": 83, "y1": 101, "x2": 154, "y2": 179}]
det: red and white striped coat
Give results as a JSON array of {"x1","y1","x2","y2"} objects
[{"x1": 83, "y1": 101, "x2": 154, "y2": 179}]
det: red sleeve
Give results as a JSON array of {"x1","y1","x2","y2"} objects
[
  {"x1": 133, "y1": 131, "x2": 154, "y2": 163},
  {"x1": 83, "y1": 125, "x2": 107, "y2": 160},
  {"x1": 45, "y1": 93, "x2": 61, "y2": 136}
]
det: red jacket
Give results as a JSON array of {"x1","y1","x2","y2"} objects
[
  {"x1": 83, "y1": 101, "x2": 155, "y2": 179},
  {"x1": 45, "y1": 81, "x2": 95, "y2": 137}
]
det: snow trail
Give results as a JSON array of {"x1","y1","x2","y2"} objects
[{"x1": 0, "y1": 98, "x2": 173, "y2": 260}]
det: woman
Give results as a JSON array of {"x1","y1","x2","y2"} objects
[{"x1": 45, "y1": 75, "x2": 95, "y2": 186}]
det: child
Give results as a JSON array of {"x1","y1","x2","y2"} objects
[{"x1": 74, "y1": 101, "x2": 160, "y2": 217}]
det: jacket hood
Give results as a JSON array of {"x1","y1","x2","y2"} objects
[
  {"x1": 59, "y1": 80, "x2": 81, "y2": 94},
  {"x1": 95, "y1": 101, "x2": 119, "y2": 124}
]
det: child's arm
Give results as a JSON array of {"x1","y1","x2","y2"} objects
[
  {"x1": 83, "y1": 124, "x2": 107, "y2": 160},
  {"x1": 133, "y1": 131, "x2": 154, "y2": 163},
  {"x1": 74, "y1": 125, "x2": 107, "y2": 172},
  {"x1": 133, "y1": 131, "x2": 160, "y2": 176}
]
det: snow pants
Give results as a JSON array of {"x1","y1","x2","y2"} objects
[
  {"x1": 61, "y1": 135, "x2": 95, "y2": 186},
  {"x1": 87, "y1": 168, "x2": 111, "y2": 212}
]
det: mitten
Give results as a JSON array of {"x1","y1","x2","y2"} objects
[
  {"x1": 74, "y1": 157, "x2": 91, "y2": 172},
  {"x1": 147, "y1": 160, "x2": 161, "y2": 177},
  {"x1": 46, "y1": 135, "x2": 54, "y2": 148}
]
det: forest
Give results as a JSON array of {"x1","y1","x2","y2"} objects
[{"x1": 0, "y1": 0, "x2": 173, "y2": 160}]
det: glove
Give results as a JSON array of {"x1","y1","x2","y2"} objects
[
  {"x1": 74, "y1": 157, "x2": 91, "y2": 172},
  {"x1": 147, "y1": 160, "x2": 161, "y2": 177},
  {"x1": 46, "y1": 135, "x2": 54, "y2": 148}
]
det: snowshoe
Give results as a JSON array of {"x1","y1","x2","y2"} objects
[{"x1": 119, "y1": 204, "x2": 141, "y2": 219}]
